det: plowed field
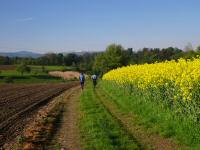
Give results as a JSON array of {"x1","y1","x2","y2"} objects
[{"x1": 0, "y1": 82, "x2": 78, "y2": 146}]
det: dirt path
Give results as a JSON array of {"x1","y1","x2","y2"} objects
[
  {"x1": 48, "y1": 86, "x2": 81, "y2": 150},
  {"x1": 96, "y1": 89, "x2": 186, "y2": 150}
]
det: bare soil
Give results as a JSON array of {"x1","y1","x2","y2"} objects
[
  {"x1": 0, "y1": 65, "x2": 16, "y2": 71},
  {"x1": 0, "y1": 83, "x2": 78, "y2": 147}
]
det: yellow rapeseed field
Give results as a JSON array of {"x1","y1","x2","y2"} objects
[{"x1": 103, "y1": 58, "x2": 200, "y2": 104}]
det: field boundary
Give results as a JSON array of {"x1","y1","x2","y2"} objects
[{"x1": 96, "y1": 88, "x2": 184, "y2": 150}]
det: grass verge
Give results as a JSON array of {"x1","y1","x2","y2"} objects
[
  {"x1": 79, "y1": 82, "x2": 141, "y2": 150},
  {"x1": 99, "y1": 81, "x2": 200, "y2": 149}
]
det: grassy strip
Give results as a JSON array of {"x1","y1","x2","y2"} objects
[
  {"x1": 0, "y1": 65, "x2": 75, "y2": 83},
  {"x1": 100, "y1": 81, "x2": 200, "y2": 149},
  {"x1": 79, "y1": 82, "x2": 141, "y2": 150},
  {"x1": 30, "y1": 65, "x2": 73, "y2": 72},
  {"x1": 0, "y1": 70, "x2": 64, "y2": 83},
  {"x1": 96, "y1": 84, "x2": 182, "y2": 150}
]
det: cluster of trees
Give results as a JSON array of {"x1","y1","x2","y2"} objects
[
  {"x1": 92, "y1": 44, "x2": 200, "y2": 75},
  {"x1": 1, "y1": 44, "x2": 200, "y2": 75},
  {"x1": 93, "y1": 44, "x2": 131, "y2": 75},
  {"x1": 0, "y1": 52, "x2": 97, "y2": 73}
]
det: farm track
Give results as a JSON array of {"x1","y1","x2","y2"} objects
[
  {"x1": 0, "y1": 82, "x2": 78, "y2": 147},
  {"x1": 48, "y1": 86, "x2": 81, "y2": 150},
  {"x1": 95, "y1": 88, "x2": 183, "y2": 150}
]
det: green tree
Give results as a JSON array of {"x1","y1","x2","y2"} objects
[
  {"x1": 196, "y1": 45, "x2": 200, "y2": 53},
  {"x1": 64, "y1": 53, "x2": 79, "y2": 66},
  {"x1": 93, "y1": 53, "x2": 108, "y2": 75},
  {"x1": 93, "y1": 44, "x2": 128, "y2": 75},
  {"x1": 41, "y1": 65, "x2": 47, "y2": 73},
  {"x1": 104, "y1": 44, "x2": 125, "y2": 69},
  {"x1": 16, "y1": 63, "x2": 31, "y2": 75},
  {"x1": 57, "y1": 53, "x2": 64, "y2": 65}
]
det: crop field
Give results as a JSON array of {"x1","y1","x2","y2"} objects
[
  {"x1": 102, "y1": 58, "x2": 200, "y2": 149},
  {"x1": 0, "y1": 82, "x2": 78, "y2": 146},
  {"x1": 1, "y1": 60, "x2": 200, "y2": 149},
  {"x1": 0, "y1": 65, "x2": 16, "y2": 71},
  {"x1": 0, "y1": 65, "x2": 67, "y2": 84},
  {"x1": 2, "y1": 0, "x2": 200, "y2": 148},
  {"x1": 49, "y1": 71, "x2": 80, "y2": 80},
  {"x1": 0, "y1": 65, "x2": 72, "y2": 72},
  {"x1": 30, "y1": 65, "x2": 74, "y2": 72},
  {"x1": 103, "y1": 58, "x2": 200, "y2": 119}
]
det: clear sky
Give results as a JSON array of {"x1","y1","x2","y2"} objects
[{"x1": 0, "y1": 0, "x2": 200, "y2": 53}]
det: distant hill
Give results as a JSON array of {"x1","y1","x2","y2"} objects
[
  {"x1": 0, "y1": 51, "x2": 43, "y2": 58},
  {"x1": 63, "y1": 51, "x2": 102, "y2": 56}
]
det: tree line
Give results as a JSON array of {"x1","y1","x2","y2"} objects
[{"x1": 1, "y1": 44, "x2": 200, "y2": 75}]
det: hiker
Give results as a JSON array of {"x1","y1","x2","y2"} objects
[
  {"x1": 79, "y1": 72, "x2": 85, "y2": 90},
  {"x1": 91, "y1": 74, "x2": 98, "y2": 89}
]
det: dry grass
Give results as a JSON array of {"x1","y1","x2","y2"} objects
[{"x1": 49, "y1": 71, "x2": 80, "y2": 80}]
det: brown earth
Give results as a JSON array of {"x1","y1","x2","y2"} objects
[
  {"x1": 0, "y1": 65, "x2": 16, "y2": 71},
  {"x1": 0, "y1": 82, "x2": 78, "y2": 147}
]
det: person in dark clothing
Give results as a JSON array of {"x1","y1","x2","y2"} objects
[
  {"x1": 79, "y1": 73, "x2": 85, "y2": 90},
  {"x1": 91, "y1": 74, "x2": 97, "y2": 89}
]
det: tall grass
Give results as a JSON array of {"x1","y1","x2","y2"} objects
[{"x1": 100, "y1": 81, "x2": 200, "y2": 149}]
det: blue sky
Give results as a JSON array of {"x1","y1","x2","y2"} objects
[{"x1": 0, "y1": 0, "x2": 200, "y2": 53}]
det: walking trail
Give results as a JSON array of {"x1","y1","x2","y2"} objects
[
  {"x1": 96, "y1": 88, "x2": 187, "y2": 150},
  {"x1": 48, "y1": 86, "x2": 81, "y2": 150},
  {"x1": 47, "y1": 84, "x2": 186, "y2": 150}
]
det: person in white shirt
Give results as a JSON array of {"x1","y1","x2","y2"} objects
[{"x1": 91, "y1": 74, "x2": 97, "y2": 89}]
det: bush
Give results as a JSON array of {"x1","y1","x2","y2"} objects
[
  {"x1": 16, "y1": 64, "x2": 31, "y2": 75},
  {"x1": 4, "y1": 76, "x2": 14, "y2": 83}
]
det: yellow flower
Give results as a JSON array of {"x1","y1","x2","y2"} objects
[{"x1": 103, "y1": 58, "x2": 200, "y2": 102}]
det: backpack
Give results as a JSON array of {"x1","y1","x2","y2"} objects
[{"x1": 80, "y1": 74, "x2": 85, "y2": 82}]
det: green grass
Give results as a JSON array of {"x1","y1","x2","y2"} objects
[
  {"x1": 79, "y1": 82, "x2": 141, "y2": 150},
  {"x1": 99, "y1": 81, "x2": 200, "y2": 149},
  {"x1": 0, "y1": 65, "x2": 76, "y2": 83},
  {"x1": 30, "y1": 65, "x2": 74, "y2": 72},
  {"x1": 0, "y1": 70, "x2": 64, "y2": 83}
]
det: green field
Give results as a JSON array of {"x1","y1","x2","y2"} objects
[
  {"x1": 0, "y1": 65, "x2": 74, "y2": 83},
  {"x1": 30, "y1": 65, "x2": 74, "y2": 72},
  {"x1": 0, "y1": 70, "x2": 64, "y2": 83},
  {"x1": 1, "y1": 65, "x2": 199, "y2": 149},
  {"x1": 78, "y1": 81, "x2": 200, "y2": 149},
  {"x1": 97, "y1": 81, "x2": 200, "y2": 149}
]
